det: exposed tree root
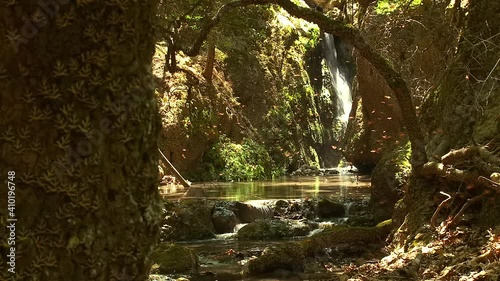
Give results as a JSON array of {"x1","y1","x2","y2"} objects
[
  {"x1": 431, "y1": 191, "x2": 452, "y2": 228},
  {"x1": 423, "y1": 145, "x2": 500, "y2": 230},
  {"x1": 421, "y1": 161, "x2": 479, "y2": 184},
  {"x1": 478, "y1": 176, "x2": 500, "y2": 192},
  {"x1": 441, "y1": 146, "x2": 500, "y2": 175},
  {"x1": 422, "y1": 145, "x2": 500, "y2": 189},
  {"x1": 448, "y1": 191, "x2": 489, "y2": 228}
]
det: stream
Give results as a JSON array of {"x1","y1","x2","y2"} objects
[
  {"x1": 156, "y1": 171, "x2": 373, "y2": 280},
  {"x1": 159, "y1": 173, "x2": 370, "y2": 201}
]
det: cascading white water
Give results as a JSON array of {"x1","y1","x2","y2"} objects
[{"x1": 323, "y1": 33, "x2": 353, "y2": 133}]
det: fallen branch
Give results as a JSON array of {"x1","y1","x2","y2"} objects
[
  {"x1": 246, "y1": 222, "x2": 392, "y2": 274},
  {"x1": 471, "y1": 248, "x2": 500, "y2": 264},
  {"x1": 303, "y1": 221, "x2": 393, "y2": 256},
  {"x1": 158, "y1": 148, "x2": 191, "y2": 188}
]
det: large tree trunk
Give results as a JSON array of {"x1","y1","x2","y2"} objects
[{"x1": 0, "y1": 1, "x2": 161, "y2": 280}]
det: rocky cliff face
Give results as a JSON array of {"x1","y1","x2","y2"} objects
[
  {"x1": 344, "y1": 54, "x2": 405, "y2": 172},
  {"x1": 343, "y1": 3, "x2": 458, "y2": 171},
  {"x1": 157, "y1": 10, "x2": 356, "y2": 177},
  {"x1": 421, "y1": 1, "x2": 500, "y2": 161}
]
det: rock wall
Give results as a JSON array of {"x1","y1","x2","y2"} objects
[
  {"x1": 344, "y1": 3, "x2": 455, "y2": 171},
  {"x1": 344, "y1": 54, "x2": 406, "y2": 172}
]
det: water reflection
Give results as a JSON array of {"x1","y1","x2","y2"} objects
[{"x1": 159, "y1": 175, "x2": 370, "y2": 201}]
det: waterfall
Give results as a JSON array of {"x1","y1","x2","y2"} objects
[{"x1": 322, "y1": 33, "x2": 353, "y2": 134}]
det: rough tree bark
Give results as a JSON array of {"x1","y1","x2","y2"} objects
[
  {"x1": 0, "y1": 1, "x2": 161, "y2": 280},
  {"x1": 203, "y1": 39, "x2": 216, "y2": 82}
]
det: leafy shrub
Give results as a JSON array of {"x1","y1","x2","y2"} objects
[
  {"x1": 375, "y1": 0, "x2": 423, "y2": 14},
  {"x1": 205, "y1": 135, "x2": 278, "y2": 181}
]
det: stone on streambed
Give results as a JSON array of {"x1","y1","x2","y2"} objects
[
  {"x1": 150, "y1": 243, "x2": 199, "y2": 274},
  {"x1": 291, "y1": 165, "x2": 321, "y2": 176},
  {"x1": 234, "y1": 201, "x2": 273, "y2": 223},
  {"x1": 161, "y1": 199, "x2": 216, "y2": 241},
  {"x1": 245, "y1": 242, "x2": 306, "y2": 275},
  {"x1": 317, "y1": 198, "x2": 345, "y2": 218},
  {"x1": 302, "y1": 221, "x2": 393, "y2": 256},
  {"x1": 273, "y1": 198, "x2": 317, "y2": 220},
  {"x1": 212, "y1": 206, "x2": 238, "y2": 234},
  {"x1": 274, "y1": 199, "x2": 289, "y2": 213},
  {"x1": 237, "y1": 219, "x2": 311, "y2": 240}
]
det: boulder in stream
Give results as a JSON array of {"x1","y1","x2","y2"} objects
[
  {"x1": 317, "y1": 198, "x2": 345, "y2": 218},
  {"x1": 274, "y1": 199, "x2": 289, "y2": 215},
  {"x1": 150, "y1": 243, "x2": 199, "y2": 274},
  {"x1": 212, "y1": 206, "x2": 239, "y2": 234},
  {"x1": 291, "y1": 165, "x2": 321, "y2": 176},
  {"x1": 161, "y1": 199, "x2": 215, "y2": 241},
  {"x1": 234, "y1": 201, "x2": 273, "y2": 223},
  {"x1": 245, "y1": 242, "x2": 305, "y2": 275},
  {"x1": 237, "y1": 219, "x2": 311, "y2": 240}
]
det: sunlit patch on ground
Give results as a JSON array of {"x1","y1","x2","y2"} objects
[{"x1": 341, "y1": 225, "x2": 500, "y2": 280}]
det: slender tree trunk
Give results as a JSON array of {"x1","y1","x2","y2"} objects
[
  {"x1": 0, "y1": 1, "x2": 161, "y2": 280},
  {"x1": 203, "y1": 40, "x2": 216, "y2": 82}
]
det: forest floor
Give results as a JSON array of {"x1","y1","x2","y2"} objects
[{"x1": 343, "y1": 224, "x2": 500, "y2": 281}]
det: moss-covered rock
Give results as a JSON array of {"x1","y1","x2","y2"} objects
[
  {"x1": 160, "y1": 199, "x2": 215, "y2": 241},
  {"x1": 303, "y1": 223, "x2": 392, "y2": 256},
  {"x1": 212, "y1": 206, "x2": 238, "y2": 234},
  {"x1": 317, "y1": 198, "x2": 345, "y2": 218},
  {"x1": 237, "y1": 219, "x2": 311, "y2": 240},
  {"x1": 245, "y1": 242, "x2": 306, "y2": 275},
  {"x1": 150, "y1": 243, "x2": 199, "y2": 274}
]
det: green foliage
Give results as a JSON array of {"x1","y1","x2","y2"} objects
[
  {"x1": 394, "y1": 140, "x2": 412, "y2": 182},
  {"x1": 150, "y1": 243, "x2": 199, "y2": 274},
  {"x1": 298, "y1": 26, "x2": 320, "y2": 50},
  {"x1": 205, "y1": 135, "x2": 278, "y2": 181},
  {"x1": 216, "y1": 6, "x2": 273, "y2": 55},
  {"x1": 375, "y1": 0, "x2": 423, "y2": 14},
  {"x1": 158, "y1": 3, "x2": 330, "y2": 176}
]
